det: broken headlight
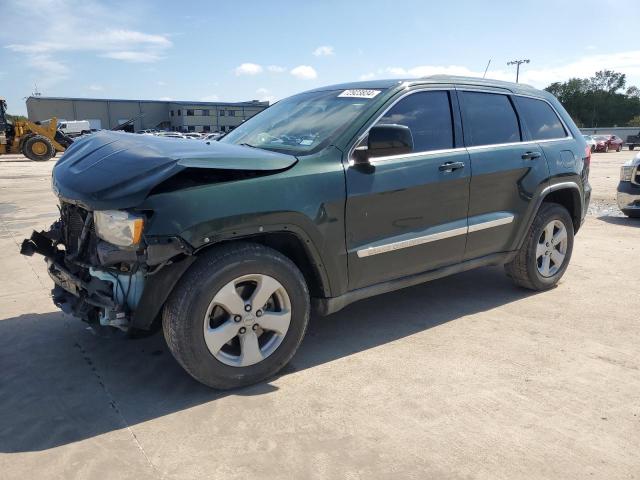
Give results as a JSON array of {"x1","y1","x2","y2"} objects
[
  {"x1": 620, "y1": 165, "x2": 634, "y2": 182},
  {"x1": 94, "y1": 210, "x2": 144, "y2": 247}
]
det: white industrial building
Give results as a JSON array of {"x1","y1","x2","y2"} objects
[{"x1": 26, "y1": 96, "x2": 269, "y2": 133}]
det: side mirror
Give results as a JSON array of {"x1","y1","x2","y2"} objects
[{"x1": 353, "y1": 124, "x2": 414, "y2": 164}]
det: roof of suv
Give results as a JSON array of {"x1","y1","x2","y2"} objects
[{"x1": 306, "y1": 75, "x2": 543, "y2": 96}]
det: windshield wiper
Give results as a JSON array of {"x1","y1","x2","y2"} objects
[{"x1": 240, "y1": 143, "x2": 260, "y2": 149}]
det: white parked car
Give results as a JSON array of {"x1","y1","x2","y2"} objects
[
  {"x1": 582, "y1": 135, "x2": 596, "y2": 152},
  {"x1": 183, "y1": 132, "x2": 203, "y2": 139},
  {"x1": 617, "y1": 153, "x2": 640, "y2": 218}
]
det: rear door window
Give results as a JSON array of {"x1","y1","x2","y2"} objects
[
  {"x1": 516, "y1": 96, "x2": 567, "y2": 140},
  {"x1": 376, "y1": 90, "x2": 454, "y2": 152},
  {"x1": 460, "y1": 91, "x2": 521, "y2": 146}
]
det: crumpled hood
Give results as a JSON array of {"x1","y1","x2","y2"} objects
[{"x1": 52, "y1": 130, "x2": 297, "y2": 210}]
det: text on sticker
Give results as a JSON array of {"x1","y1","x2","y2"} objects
[{"x1": 338, "y1": 89, "x2": 381, "y2": 99}]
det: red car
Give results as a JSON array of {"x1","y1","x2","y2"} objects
[{"x1": 593, "y1": 134, "x2": 624, "y2": 153}]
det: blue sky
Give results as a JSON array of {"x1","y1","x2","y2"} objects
[{"x1": 2, "y1": 0, "x2": 640, "y2": 115}]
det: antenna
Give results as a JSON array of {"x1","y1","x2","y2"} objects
[
  {"x1": 32, "y1": 84, "x2": 42, "y2": 97},
  {"x1": 483, "y1": 59, "x2": 491, "y2": 79},
  {"x1": 506, "y1": 59, "x2": 530, "y2": 83}
]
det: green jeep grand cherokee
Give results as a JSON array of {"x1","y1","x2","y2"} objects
[{"x1": 21, "y1": 76, "x2": 591, "y2": 389}]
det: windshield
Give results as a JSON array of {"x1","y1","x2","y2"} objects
[
  {"x1": 220, "y1": 89, "x2": 384, "y2": 155},
  {"x1": 593, "y1": 135, "x2": 609, "y2": 140}
]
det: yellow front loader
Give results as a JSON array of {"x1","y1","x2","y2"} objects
[{"x1": 0, "y1": 98, "x2": 69, "y2": 161}]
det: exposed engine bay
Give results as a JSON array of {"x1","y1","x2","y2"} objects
[{"x1": 21, "y1": 201, "x2": 190, "y2": 331}]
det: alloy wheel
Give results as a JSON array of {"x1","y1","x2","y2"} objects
[
  {"x1": 536, "y1": 220, "x2": 568, "y2": 278},
  {"x1": 203, "y1": 274, "x2": 291, "y2": 367}
]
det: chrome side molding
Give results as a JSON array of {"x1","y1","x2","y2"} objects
[{"x1": 356, "y1": 214, "x2": 515, "y2": 258}]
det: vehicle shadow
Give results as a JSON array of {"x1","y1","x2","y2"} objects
[
  {"x1": 596, "y1": 215, "x2": 640, "y2": 227},
  {"x1": 0, "y1": 266, "x2": 536, "y2": 453}
]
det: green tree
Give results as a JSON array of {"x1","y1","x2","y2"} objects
[
  {"x1": 6, "y1": 113, "x2": 27, "y2": 123},
  {"x1": 545, "y1": 70, "x2": 640, "y2": 127}
]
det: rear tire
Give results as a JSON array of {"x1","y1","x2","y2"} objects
[
  {"x1": 616, "y1": 144, "x2": 622, "y2": 152},
  {"x1": 505, "y1": 203, "x2": 574, "y2": 291},
  {"x1": 23, "y1": 135, "x2": 55, "y2": 161},
  {"x1": 604, "y1": 144, "x2": 609, "y2": 153},
  {"x1": 163, "y1": 242, "x2": 310, "y2": 389}
]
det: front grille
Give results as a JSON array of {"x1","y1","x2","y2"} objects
[{"x1": 60, "y1": 203, "x2": 94, "y2": 258}]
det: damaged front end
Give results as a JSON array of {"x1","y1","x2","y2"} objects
[
  {"x1": 19, "y1": 130, "x2": 298, "y2": 331},
  {"x1": 21, "y1": 202, "x2": 193, "y2": 331}
]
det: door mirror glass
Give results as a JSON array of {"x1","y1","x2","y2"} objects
[{"x1": 355, "y1": 124, "x2": 413, "y2": 163}]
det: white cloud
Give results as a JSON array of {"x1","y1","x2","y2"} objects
[
  {"x1": 313, "y1": 45, "x2": 334, "y2": 57},
  {"x1": 379, "y1": 51, "x2": 640, "y2": 89},
  {"x1": 6, "y1": 29, "x2": 172, "y2": 55},
  {"x1": 88, "y1": 84, "x2": 103, "y2": 91},
  {"x1": 2, "y1": 1, "x2": 173, "y2": 82},
  {"x1": 517, "y1": 51, "x2": 640, "y2": 87},
  {"x1": 200, "y1": 94, "x2": 219, "y2": 101},
  {"x1": 7, "y1": 29, "x2": 172, "y2": 64},
  {"x1": 159, "y1": 96, "x2": 173, "y2": 101},
  {"x1": 102, "y1": 51, "x2": 162, "y2": 63},
  {"x1": 385, "y1": 65, "x2": 485, "y2": 78},
  {"x1": 267, "y1": 65, "x2": 286, "y2": 73},
  {"x1": 24, "y1": 54, "x2": 70, "y2": 86},
  {"x1": 156, "y1": 80, "x2": 167, "y2": 86},
  {"x1": 235, "y1": 63, "x2": 263, "y2": 75},
  {"x1": 256, "y1": 87, "x2": 276, "y2": 103},
  {"x1": 359, "y1": 72, "x2": 376, "y2": 80},
  {"x1": 290, "y1": 65, "x2": 317, "y2": 80}
]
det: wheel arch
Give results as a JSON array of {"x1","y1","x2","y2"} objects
[
  {"x1": 514, "y1": 182, "x2": 583, "y2": 252},
  {"x1": 132, "y1": 229, "x2": 332, "y2": 331},
  {"x1": 540, "y1": 184, "x2": 583, "y2": 233},
  {"x1": 195, "y1": 229, "x2": 331, "y2": 299}
]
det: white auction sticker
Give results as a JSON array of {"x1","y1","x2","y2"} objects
[{"x1": 338, "y1": 89, "x2": 381, "y2": 99}]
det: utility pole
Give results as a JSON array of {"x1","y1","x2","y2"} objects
[{"x1": 507, "y1": 59, "x2": 530, "y2": 83}]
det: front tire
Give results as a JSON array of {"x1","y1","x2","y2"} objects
[
  {"x1": 505, "y1": 203, "x2": 574, "y2": 291},
  {"x1": 622, "y1": 209, "x2": 640, "y2": 218},
  {"x1": 23, "y1": 135, "x2": 55, "y2": 161},
  {"x1": 163, "y1": 242, "x2": 310, "y2": 389}
]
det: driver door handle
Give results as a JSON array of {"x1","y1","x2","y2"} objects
[
  {"x1": 521, "y1": 151, "x2": 541, "y2": 160},
  {"x1": 439, "y1": 161, "x2": 465, "y2": 172}
]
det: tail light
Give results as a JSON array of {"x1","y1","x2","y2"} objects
[{"x1": 584, "y1": 145, "x2": 591, "y2": 169}]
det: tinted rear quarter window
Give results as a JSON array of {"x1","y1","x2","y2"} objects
[
  {"x1": 461, "y1": 92, "x2": 521, "y2": 146},
  {"x1": 516, "y1": 96, "x2": 567, "y2": 140},
  {"x1": 376, "y1": 90, "x2": 453, "y2": 152}
]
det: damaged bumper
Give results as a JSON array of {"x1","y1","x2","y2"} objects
[{"x1": 21, "y1": 216, "x2": 195, "y2": 331}]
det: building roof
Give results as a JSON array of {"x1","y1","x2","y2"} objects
[{"x1": 26, "y1": 96, "x2": 269, "y2": 107}]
